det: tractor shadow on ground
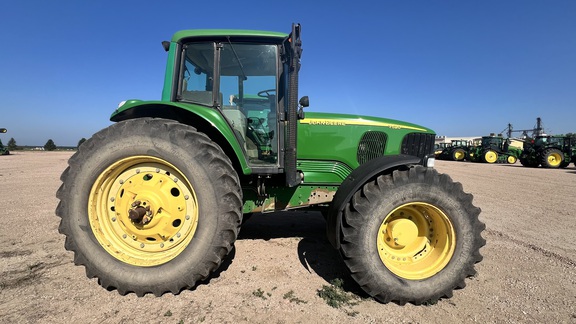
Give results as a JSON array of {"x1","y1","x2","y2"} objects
[{"x1": 237, "y1": 211, "x2": 367, "y2": 297}]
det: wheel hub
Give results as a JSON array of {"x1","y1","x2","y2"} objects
[
  {"x1": 128, "y1": 200, "x2": 153, "y2": 224},
  {"x1": 386, "y1": 219, "x2": 418, "y2": 247},
  {"x1": 377, "y1": 203, "x2": 455, "y2": 279},
  {"x1": 88, "y1": 156, "x2": 199, "y2": 267},
  {"x1": 548, "y1": 153, "x2": 561, "y2": 166}
]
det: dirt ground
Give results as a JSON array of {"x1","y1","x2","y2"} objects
[{"x1": 1, "y1": 151, "x2": 575, "y2": 324}]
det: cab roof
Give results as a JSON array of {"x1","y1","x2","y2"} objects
[{"x1": 171, "y1": 29, "x2": 287, "y2": 42}]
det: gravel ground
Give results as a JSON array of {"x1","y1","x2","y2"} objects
[{"x1": 0, "y1": 151, "x2": 575, "y2": 324}]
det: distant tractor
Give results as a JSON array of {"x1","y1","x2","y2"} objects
[
  {"x1": 520, "y1": 135, "x2": 573, "y2": 168},
  {"x1": 0, "y1": 128, "x2": 9, "y2": 155},
  {"x1": 468, "y1": 134, "x2": 521, "y2": 164},
  {"x1": 437, "y1": 139, "x2": 471, "y2": 161},
  {"x1": 55, "y1": 24, "x2": 485, "y2": 304},
  {"x1": 434, "y1": 142, "x2": 451, "y2": 156}
]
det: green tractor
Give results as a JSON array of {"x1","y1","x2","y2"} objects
[
  {"x1": 55, "y1": 24, "x2": 485, "y2": 305},
  {"x1": 436, "y1": 139, "x2": 471, "y2": 161},
  {"x1": 434, "y1": 142, "x2": 450, "y2": 156},
  {"x1": 0, "y1": 128, "x2": 9, "y2": 155},
  {"x1": 519, "y1": 135, "x2": 573, "y2": 168},
  {"x1": 468, "y1": 134, "x2": 521, "y2": 164}
]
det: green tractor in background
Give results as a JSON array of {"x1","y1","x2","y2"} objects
[
  {"x1": 434, "y1": 142, "x2": 450, "y2": 156},
  {"x1": 519, "y1": 135, "x2": 574, "y2": 168},
  {"x1": 55, "y1": 24, "x2": 485, "y2": 305},
  {"x1": 436, "y1": 139, "x2": 471, "y2": 161},
  {"x1": 0, "y1": 128, "x2": 9, "y2": 155},
  {"x1": 468, "y1": 134, "x2": 522, "y2": 164}
]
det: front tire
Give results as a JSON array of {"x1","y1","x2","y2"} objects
[
  {"x1": 56, "y1": 118, "x2": 242, "y2": 296},
  {"x1": 340, "y1": 166, "x2": 485, "y2": 304},
  {"x1": 482, "y1": 150, "x2": 498, "y2": 163}
]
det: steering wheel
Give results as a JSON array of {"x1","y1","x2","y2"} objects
[{"x1": 257, "y1": 89, "x2": 276, "y2": 98}]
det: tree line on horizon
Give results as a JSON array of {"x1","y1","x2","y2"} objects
[{"x1": 2, "y1": 137, "x2": 87, "y2": 151}]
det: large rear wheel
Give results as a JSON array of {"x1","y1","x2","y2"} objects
[
  {"x1": 520, "y1": 156, "x2": 539, "y2": 167},
  {"x1": 56, "y1": 118, "x2": 242, "y2": 296},
  {"x1": 340, "y1": 166, "x2": 485, "y2": 305},
  {"x1": 541, "y1": 148, "x2": 563, "y2": 168},
  {"x1": 452, "y1": 148, "x2": 466, "y2": 161}
]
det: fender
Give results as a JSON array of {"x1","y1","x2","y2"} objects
[
  {"x1": 326, "y1": 154, "x2": 423, "y2": 249},
  {"x1": 110, "y1": 100, "x2": 252, "y2": 175}
]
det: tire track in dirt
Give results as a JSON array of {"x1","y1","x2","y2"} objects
[
  {"x1": 0, "y1": 251, "x2": 68, "y2": 289},
  {"x1": 485, "y1": 228, "x2": 576, "y2": 267}
]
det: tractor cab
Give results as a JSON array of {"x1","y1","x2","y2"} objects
[
  {"x1": 451, "y1": 139, "x2": 470, "y2": 147},
  {"x1": 481, "y1": 135, "x2": 503, "y2": 151},
  {"x1": 178, "y1": 40, "x2": 281, "y2": 167},
  {"x1": 169, "y1": 24, "x2": 305, "y2": 185}
]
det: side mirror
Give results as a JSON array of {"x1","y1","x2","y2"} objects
[
  {"x1": 299, "y1": 96, "x2": 309, "y2": 108},
  {"x1": 162, "y1": 41, "x2": 170, "y2": 52},
  {"x1": 298, "y1": 96, "x2": 309, "y2": 120}
]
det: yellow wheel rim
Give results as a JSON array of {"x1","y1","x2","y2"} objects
[
  {"x1": 88, "y1": 156, "x2": 199, "y2": 267},
  {"x1": 507, "y1": 156, "x2": 517, "y2": 164},
  {"x1": 547, "y1": 153, "x2": 562, "y2": 167},
  {"x1": 377, "y1": 203, "x2": 455, "y2": 279},
  {"x1": 454, "y1": 150, "x2": 464, "y2": 161},
  {"x1": 484, "y1": 151, "x2": 497, "y2": 163}
]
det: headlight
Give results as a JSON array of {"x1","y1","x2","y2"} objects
[
  {"x1": 425, "y1": 157, "x2": 435, "y2": 168},
  {"x1": 117, "y1": 100, "x2": 127, "y2": 109}
]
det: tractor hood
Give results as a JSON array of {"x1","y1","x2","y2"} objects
[{"x1": 297, "y1": 112, "x2": 435, "y2": 171}]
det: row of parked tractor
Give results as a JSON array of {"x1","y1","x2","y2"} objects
[{"x1": 435, "y1": 134, "x2": 576, "y2": 168}]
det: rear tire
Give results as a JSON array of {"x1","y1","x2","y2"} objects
[
  {"x1": 56, "y1": 118, "x2": 242, "y2": 296},
  {"x1": 541, "y1": 148, "x2": 563, "y2": 168},
  {"x1": 520, "y1": 157, "x2": 539, "y2": 168},
  {"x1": 452, "y1": 148, "x2": 466, "y2": 161},
  {"x1": 339, "y1": 166, "x2": 485, "y2": 305}
]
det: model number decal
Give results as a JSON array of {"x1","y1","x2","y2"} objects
[{"x1": 300, "y1": 118, "x2": 426, "y2": 131}]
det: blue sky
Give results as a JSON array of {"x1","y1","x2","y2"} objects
[{"x1": 1, "y1": 1, "x2": 575, "y2": 146}]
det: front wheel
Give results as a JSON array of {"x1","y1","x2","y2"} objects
[
  {"x1": 340, "y1": 166, "x2": 485, "y2": 304},
  {"x1": 482, "y1": 150, "x2": 498, "y2": 163},
  {"x1": 56, "y1": 118, "x2": 242, "y2": 296}
]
